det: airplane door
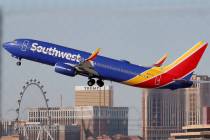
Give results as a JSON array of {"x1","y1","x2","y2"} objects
[
  {"x1": 155, "y1": 75, "x2": 161, "y2": 86},
  {"x1": 21, "y1": 40, "x2": 29, "y2": 51}
]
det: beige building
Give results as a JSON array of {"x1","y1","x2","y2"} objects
[
  {"x1": 75, "y1": 86, "x2": 113, "y2": 107},
  {"x1": 185, "y1": 75, "x2": 210, "y2": 125},
  {"x1": 0, "y1": 135, "x2": 23, "y2": 140},
  {"x1": 142, "y1": 74, "x2": 210, "y2": 140},
  {"x1": 169, "y1": 106, "x2": 210, "y2": 140},
  {"x1": 169, "y1": 125, "x2": 210, "y2": 140}
]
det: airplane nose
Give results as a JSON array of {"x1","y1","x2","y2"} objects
[
  {"x1": 3, "y1": 42, "x2": 10, "y2": 50},
  {"x1": 3, "y1": 42, "x2": 16, "y2": 51}
]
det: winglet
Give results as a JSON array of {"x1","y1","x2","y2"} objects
[
  {"x1": 153, "y1": 53, "x2": 169, "y2": 67},
  {"x1": 86, "y1": 48, "x2": 101, "y2": 61}
]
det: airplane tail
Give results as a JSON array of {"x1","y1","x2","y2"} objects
[{"x1": 164, "y1": 41, "x2": 208, "y2": 80}]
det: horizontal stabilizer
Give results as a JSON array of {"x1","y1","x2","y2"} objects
[{"x1": 191, "y1": 80, "x2": 210, "y2": 83}]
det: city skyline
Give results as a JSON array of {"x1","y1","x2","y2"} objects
[{"x1": 1, "y1": 0, "x2": 210, "y2": 136}]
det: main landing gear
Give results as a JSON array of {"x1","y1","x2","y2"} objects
[
  {"x1": 87, "y1": 78, "x2": 104, "y2": 87},
  {"x1": 87, "y1": 79, "x2": 95, "y2": 86},
  {"x1": 96, "y1": 79, "x2": 104, "y2": 87}
]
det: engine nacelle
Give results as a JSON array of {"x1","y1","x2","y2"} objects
[{"x1": 55, "y1": 63, "x2": 76, "y2": 77}]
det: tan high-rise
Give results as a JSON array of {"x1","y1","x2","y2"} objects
[{"x1": 75, "y1": 86, "x2": 113, "y2": 107}]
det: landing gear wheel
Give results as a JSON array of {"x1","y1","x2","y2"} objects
[
  {"x1": 16, "y1": 61, "x2": 21, "y2": 66},
  {"x1": 16, "y1": 58, "x2": 21, "y2": 66},
  {"x1": 97, "y1": 79, "x2": 104, "y2": 87},
  {"x1": 87, "y1": 79, "x2": 95, "y2": 86}
]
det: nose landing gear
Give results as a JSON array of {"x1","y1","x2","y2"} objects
[{"x1": 16, "y1": 58, "x2": 21, "y2": 66}]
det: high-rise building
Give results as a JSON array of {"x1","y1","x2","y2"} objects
[
  {"x1": 142, "y1": 74, "x2": 210, "y2": 140},
  {"x1": 75, "y1": 86, "x2": 113, "y2": 107},
  {"x1": 28, "y1": 106, "x2": 128, "y2": 140},
  {"x1": 142, "y1": 89, "x2": 186, "y2": 140},
  {"x1": 202, "y1": 106, "x2": 210, "y2": 124},
  {"x1": 185, "y1": 75, "x2": 210, "y2": 125}
]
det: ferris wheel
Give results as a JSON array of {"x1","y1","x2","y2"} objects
[{"x1": 15, "y1": 79, "x2": 53, "y2": 140}]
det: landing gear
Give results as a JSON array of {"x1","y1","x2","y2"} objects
[
  {"x1": 16, "y1": 61, "x2": 21, "y2": 66},
  {"x1": 87, "y1": 79, "x2": 95, "y2": 86},
  {"x1": 16, "y1": 59, "x2": 21, "y2": 66},
  {"x1": 97, "y1": 79, "x2": 104, "y2": 87},
  {"x1": 87, "y1": 78, "x2": 104, "y2": 87}
]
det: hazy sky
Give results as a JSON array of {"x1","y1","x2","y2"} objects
[{"x1": 1, "y1": 0, "x2": 210, "y2": 135}]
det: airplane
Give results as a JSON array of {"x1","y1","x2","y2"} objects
[{"x1": 3, "y1": 39, "x2": 208, "y2": 90}]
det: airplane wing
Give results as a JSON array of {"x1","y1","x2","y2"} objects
[
  {"x1": 74, "y1": 48, "x2": 101, "y2": 77},
  {"x1": 153, "y1": 53, "x2": 169, "y2": 67}
]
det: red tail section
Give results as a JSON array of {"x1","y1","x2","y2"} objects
[
  {"x1": 134, "y1": 41, "x2": 208, "y2": 89},
  {"x1": 165, "y1": 41, "x2": 208, "y2": 79}
]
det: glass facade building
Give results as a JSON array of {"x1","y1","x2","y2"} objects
[{"x1": 142, "y1": 74, "x2": 210, "y2": 140}]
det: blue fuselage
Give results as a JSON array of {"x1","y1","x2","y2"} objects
[{"x1": 3, "y1": 39, "x2": 149, "y2": 83}]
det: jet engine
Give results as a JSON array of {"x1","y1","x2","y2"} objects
[{"x1": 55, "y1": 63, "x2": 76, "y2": 77}]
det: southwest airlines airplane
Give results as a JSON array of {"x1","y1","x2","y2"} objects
[{"x1": 3, "y1": 39, "x2": 208, "y2": 90}]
